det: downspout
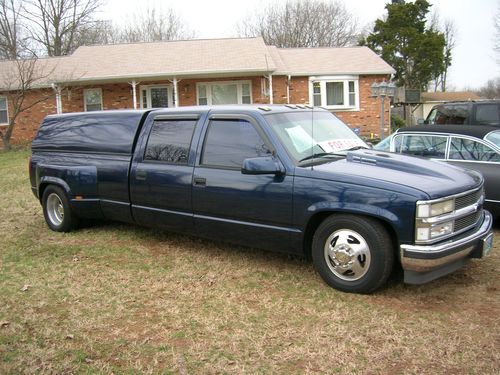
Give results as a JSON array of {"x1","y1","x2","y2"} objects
[
  {"x1": 51, "y1": 83, "x2": 62, "y2": 114},
  {"x1": 268, "y1": 73, "x2": 273, "y2": 104},
  {"x1": 286, "y1": 75, "x2": 291, "y2": 104}
]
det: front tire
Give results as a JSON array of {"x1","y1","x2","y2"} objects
[
  {"x1": 42, "y1": 185, "x2": 79, "y2": 232},
  {"x1": 312, "y1": 214, "x2": 394, "y2": 294}
]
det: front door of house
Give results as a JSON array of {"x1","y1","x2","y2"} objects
[{"x1": 141, "y1": 85, "x2": 173, "y2": 108}]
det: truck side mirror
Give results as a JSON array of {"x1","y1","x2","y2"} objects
[
  {"x1": 417, "y1": 118, "x2": 425, "y2": 125},
  {"x1": 241, "y1": 156, "x2": 285, "y2": 175}
]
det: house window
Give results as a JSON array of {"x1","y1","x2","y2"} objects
[
  {"x1": 140, "y1": 85, "x2": 173, "y2": 108},
  {"x1": 312, "y1": 82, "x2": 321, "y2": 106},
  {"x1": 0, "y1": 96, "x2": 8, "y2": 124},
  {"x1": 196, "y1": 81, "x2": 252, "y2": 106},
  {"x1": 84, "y1": 89, "x2": 103, "y2": 111},
  {"x1": 309, "y1": 76, "x2": 359, "y2": 110}
]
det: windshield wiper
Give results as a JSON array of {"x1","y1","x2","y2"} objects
[
  {"x1": 339, "y1": 146, "x2": 370, "y2": 152},
  {"x1": 298, "y1": 152, "x2": 338, "y2": 163}
]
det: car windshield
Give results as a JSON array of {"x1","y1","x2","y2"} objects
[
  {"x1": 484, "y1": 130, "x2": 500, "y2": 149},
  {"x1": 265, "y1": 111, "x2": 368, "y2": 164},
  {"x1": 373, "y1": 135, "x2": 392, "y2": 151}
]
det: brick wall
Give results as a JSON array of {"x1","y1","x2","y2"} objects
[
  {"x1": 281, "y1": 75, "x2": 391, "y2": 137},
  {"x1": 5, "y1": 74, "x2": 390, "y2": 143},
  {"x1": 289, "y1": 76, "x2": 310, "y2": 104},
  {"x1": 270, "y1": 76, "x2": 288, "y2": 104},
  {"x1": 3, "y1": 83, "x2": 137, "y2": 143},
  {"x1": 1, "y1": 89, "x2": 57, "y2": 142},
  {"x1": 335, "y1": 75, "x2": 391, "y2": 138}
]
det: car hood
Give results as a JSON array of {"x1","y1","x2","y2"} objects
[{"x1": 296, "y1": 150, "x2": 483, "y2": 199}]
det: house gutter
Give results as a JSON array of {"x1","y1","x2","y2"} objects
[
  {"x1": 268, "y1": 73, "x2": 273, "y2": 104},
  {"x1": 286, "y1": 75, "x2": 291, "y2": 104}
]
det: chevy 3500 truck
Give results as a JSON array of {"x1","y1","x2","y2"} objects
[{"x1": 29, "y1": 106, "x2": 494, "y2": 293}]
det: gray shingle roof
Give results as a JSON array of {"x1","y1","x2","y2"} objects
[
  {"x1": 274, "y1": 46, "x2": 395, "y2": 75},
  {"x1": 0, "y1": 37, "x2": 394, "y2": 90},
  {"x1": 421, "y1": 91, "x2": 482, "y2": 102}
]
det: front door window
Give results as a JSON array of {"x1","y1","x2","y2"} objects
[
  {"x1": 151, "y1": 87, "x2": 169, "y2": 108},
  {"x1": 141, "y1": 86, "x2": 173, "y2": 108}
]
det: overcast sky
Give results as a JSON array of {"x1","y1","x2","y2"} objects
[{"x1": 103, "y1": 0, "x2": 499, "y2": 90}]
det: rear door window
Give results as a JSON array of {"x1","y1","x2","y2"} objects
[
  {"x1": 144, "y1": 119, "x2": 197, "y2": 163},
  {"x1": 475, "y1": 104, "x2": 500, "y2": 125},
  {"x1": 449, "y1": 137, "x2": 500, "y2": 162}
]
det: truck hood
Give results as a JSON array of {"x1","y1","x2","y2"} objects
[{"x1": 297, "y1": 150, "x2": 482, "y2": 199}]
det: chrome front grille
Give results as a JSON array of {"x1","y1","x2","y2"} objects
[
  {"x1": 455, "y1": 188, "x2": 483, "y2": 210},
  {"x1": 414, "y1": 186, "x2": 484, "y2": 244},
  {"x1": 455, "y1": 210, "x2": 482, "y2": 232}
]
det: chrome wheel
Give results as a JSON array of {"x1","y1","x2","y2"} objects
[
  {"x1": 46, "y1": 193, "x2": 64, "y2": 226},
  {"x1": 324, "y1": 229, "x2": 371, "y2": 281}
]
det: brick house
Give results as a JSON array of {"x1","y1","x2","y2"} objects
[{"x1": 0, "y1": 37, "x2": 394, "y2": 142}]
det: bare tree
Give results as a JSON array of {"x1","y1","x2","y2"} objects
[
  {"x1": 0, "y1": 57, "x2": 55, "y2": 150},
  {"x1": 0, "y1": 0, "x2": 24, "y2": 58},
  {"x1": 75, "y1": 19, "x2": 119, "y2": 46},
  {"x1": 22, "y1": 0, "x2": 103, "y2": 56},
  {"x1": 429, "y1": 11, "x2": 456, "y2": 92},
  {"x1": 495, "y1": 1, "x2": 500, "y2": 66},
  {"x1": 116, "y1": 7, "x2": 195, "y2": 43},
  {"x1": 238, "y1": 0, "x2": 359, "y2": 48},
  {"x1": 436, "y1": 19, "x2": 456, "y2": 91},
  {"x1": 476, "y1": 77, "x2": 500, "y2": 99}
]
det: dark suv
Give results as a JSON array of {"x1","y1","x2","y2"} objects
[{"x1": 425, "y1": 100, "x2": 500, "y2": 126}]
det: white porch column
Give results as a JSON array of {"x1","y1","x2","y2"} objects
[
  {"x1": 131, "y1": 80, "x2": 137, "y2": 109},
  {"x1": 172, "y1": 77, "x2": 179, "y2": 107},
  {"x1": 51, "y1": 83, "x2": 62, "y2": 114}
]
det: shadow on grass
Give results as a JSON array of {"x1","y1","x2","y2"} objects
[{"x1": 77, "y1": 219, "x2": 412, "y2": 294}]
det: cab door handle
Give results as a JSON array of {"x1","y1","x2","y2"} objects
[
  {"x1": 193, "y1": 177, "x2": 206, "y2": 186},
  {"x1": 136, "y1": 170, "x2": 147, "y2": 180}
]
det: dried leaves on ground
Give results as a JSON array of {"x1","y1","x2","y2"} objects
[{"x1": 0, "y1": 149, "x2": 499, "y2": 374}]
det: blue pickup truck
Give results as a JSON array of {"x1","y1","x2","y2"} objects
[{"x1": 29, "y1": 105, "x2": 494, "y2": 293}]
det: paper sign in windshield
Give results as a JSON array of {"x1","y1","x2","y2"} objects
[
  {"x1": 318, "y1": 139, "x2": 365, "y2": 153},
  {"x1": 284, "y1": 126, "x2": 314, "y2": 153}
]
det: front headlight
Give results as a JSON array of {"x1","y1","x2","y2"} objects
[
  {"x1": 416, "y1": 221, "x2": 454, "y2": 241},
  {"x1": 415, "y1": 198, "x2": 455, "y2": 242},
  {"x1": 417, "y1": 199, "x2": 454, "y2": 218}
]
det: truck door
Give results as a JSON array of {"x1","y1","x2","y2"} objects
[
  {"x1": 192, "y1": 114, "x2": 295, "y2": 253},
  {"x1": 130, "y1": 114, "x2": 200, "y2": 233}
]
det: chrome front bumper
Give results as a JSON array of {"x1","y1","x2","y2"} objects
[{"x1": 401, "y1": 211, "x2": 493, "y2": 284}]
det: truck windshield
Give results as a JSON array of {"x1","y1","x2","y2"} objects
[{"x1": 266, "y1": 111, "x2": 368, "y2": 164}]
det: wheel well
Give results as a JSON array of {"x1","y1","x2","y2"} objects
[
  {"x1": 38, "y1": 183, "x2": 49, "y2": 202},
  {"x1": 303, "y1": 211, "x2": 400, "y2": 260},
  {"x1": 38, "y1": 183, "x2": 66, "y2": 202}
]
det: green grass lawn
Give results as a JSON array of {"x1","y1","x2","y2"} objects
[{"x1": 1, "y1": 148, "x2": 499, "y2": 374}]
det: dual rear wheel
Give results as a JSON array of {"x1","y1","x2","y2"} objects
[{"x1": 41, "y1": 185, "x2": 79, "y2": 232}]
